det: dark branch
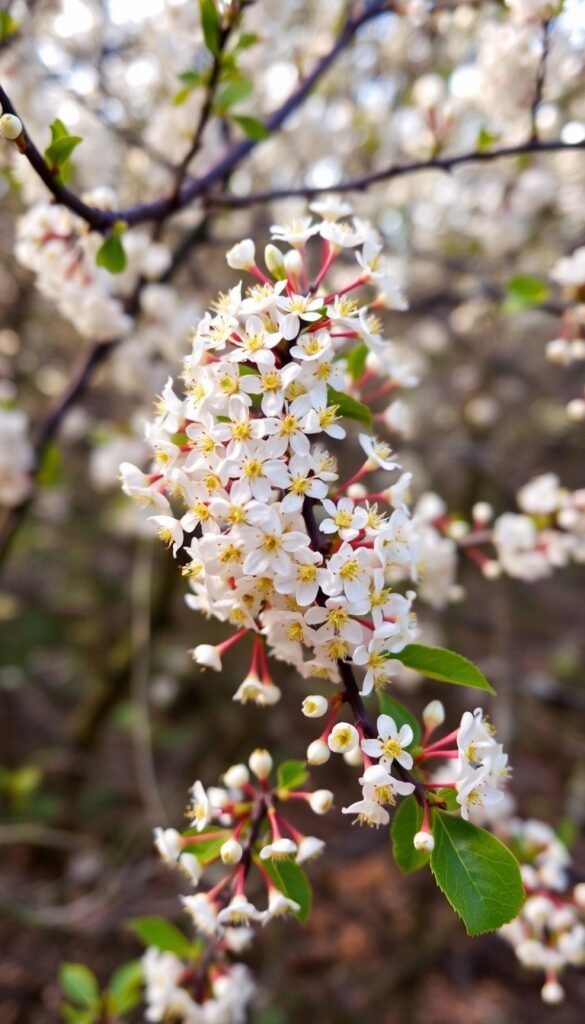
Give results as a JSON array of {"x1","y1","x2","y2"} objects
[
  {"x1": 205, "y1": 137, "x2": 585, "y2": 208},
  {"x1": 0, "y1": 1, "x2": 389, "y2": 232}
]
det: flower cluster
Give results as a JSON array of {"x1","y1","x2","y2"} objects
[
  {"x1": 121, "y1": 203, "x2": 418, "y2": 702},
  {"x1": 340, "y1": 701, "x2": 510, "y2": 835},
  {"x1": 143, "y1": 950, "x2": 255, "y2": 1024},
  {"x1": 499, "y1": 818, "x2": 585, "y2": 1005},
  {"x1": 406, "y1": 473, "x2": 585, "y2": 608},
  {"x1": 15, "y1": 196, "x2": 171, "y2": 340}
]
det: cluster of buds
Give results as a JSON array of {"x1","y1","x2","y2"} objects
[
  {"x1": 498, "y1": 818, "x2": 585, "y2": 1004},
  {"x1": 121, "y1": 202, "x2": 419, "y2": 705},
  {"x1": 146, "y1": 749, "x2": 332, "y2": 1019}
]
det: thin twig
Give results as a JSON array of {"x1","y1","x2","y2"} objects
[{"x1": 530, "y1": 18, "x2": 552, "y2": 143}]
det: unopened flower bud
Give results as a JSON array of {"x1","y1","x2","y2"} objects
[
  {"x1": 309, "y1": 789, "x2": 334, "y2": 814},
  {"x1": 413, "y1": 830, "x2": 435, "y2": 852},
  {"x1": 0, "y1": 113, "x2": 23, "y2": 141},
  {"x1": 284, "y1": 249, "x2": 303, "y2": 280},
  {"x1": 191, "y1": 643, "x2": 222, "y2": 670},
  {"x1": 472, "y1": 501, "x2": 493, "y2": 525},
  {"x1": 154, "y1": 827, "x2": 182, "y2": 863},
  {"x1": 223, "y1": 763, "x2": 250, "y2": 788},
  {"x1": 541, "y1": 979, "x2": 564, "y2": 1005},
  {"x1": 447, "y1": 519, "x2": 469, "y2": 540},
  {"x1": 574, "y1": 882, "x2": 585, "y2": 909},
  {"x1": 347, "y1": 483, "x2": 367, "y2": 499},
  {"x1": 343, "y1": 744, "x2": 363, "y2": 767},
  {"x1": 566, "y1": 398, "x2": 585, "y2": 422},
  {"x1": 328, "y1": 722, "x2": 359, "y2": 754},
  {"x1": 264, "y1": 243, "x2": 286, "y2": 279},
  {"x1": 249, "y1": 748, "x2": 272, "y2": 781},
  {"x1": 482, "y1": 559, "x2": 501, "y2": 580},
  {"x1": 226, "y1": 238, "x2": 255, "y2": 270},
  {"x1": 306, "y1": 738, "x2": 330, "y2": 765},
  {"x1": 546, "y1": 338, "x2": 571, "y2": 365},
  {"x1": 221, "y1": 838, "x2": 243, "y2": 865},
  {"x1": 302, "y1": 694, "x2": 328, "y2": 718},
  {"x1": 422, "y1": 700, "x2": 445, "y2": 731}
]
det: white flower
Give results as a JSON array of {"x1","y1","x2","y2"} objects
[
  {"x1": 154, "y1": 827, "x2": 182, "y2": 863},
  {"x1": 319, "y1": 497, "x2": 367, "y2": 541},
  {"x1": 328, "y1": 722, "x2": 359, "y2": 754},
  {"x1": 270, "y1": 217, "x2": 319, "y2": 248},
  {"x1": 181, "y1": 893, "x2": 219, "y2": 936},
  {"x1": 302, "y1": 695, "x2": 329, "y2": 718},
  {"x1": 189, "y1": 780, "x2": 211, "y2": 832},
  {"x1": 191, "y1": 644, "x2": 222, "y2": 671},
  {"x1": 262, "y1": 890, "x2": 301, "y2": 923},
  {"x1": 296, "y1": 836, "x2": 325, "y2": 863},
  {"x1": 361, "y1": 714, "x2": 414, "y2": 770},
  {"x1": 259, "y1": 837, "x2": 298, "y2": 861},
  {"x1": 342, "y1": 790, "x2": 390, "y2": 827},
  {"x1": 217, "y1": 894, "x2": 263, "y2": 926},
  {"x1": 358, "y1": 433, "x2": 400, "y2": 471}
]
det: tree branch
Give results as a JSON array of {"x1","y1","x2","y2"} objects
[
  {"x1": 0, "y1": 1, "x2": 389, "y2": 231},
  {"x1": 204, "y1": 137, "x2": 585, "y2": 208}
]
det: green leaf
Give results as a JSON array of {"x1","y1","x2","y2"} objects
[
  {"x1": 127, "y1": 916, "x2": 193, "y2": 958},
  {"x1": 49, "y1": 119, "x2": 69, "y2": 143},
  {"x1": 61, "y1": 1006, "x2": 96, "y2": 1024},
  {"x1": 390, "y1": 795, "x2": 430, "y2": 873},
  {"x1": 263, "y1": 860, "x2": 312, "y2": 923},
  {"x1": 58, "y1": 965, "x2": 100, "y2": 1009},
  {"x1": 96, "y1": 228, "x2": 127, "y2": 275},
  {"x1": 232, "y1": 115, "x2": 270, "y2": 140},
  {"x1": 430, "y1": 811, "x2": 524, "y2": 935},
  {"x1": 181, "y1": 825, "x2": 229, "y2": 864},
  {"x1": 199, "y1": 0, "x2": 221, "y2": 56},
  {"x1": 276, "y1": 759, "x2": 309, "y2": 794},
  {"x1": 178, "y1": 70, "x2": 204, "y2": 87},
  {"x1": 0, "y1": 11, "x2": 18, "y2": 39},
  {"x1": 476, "y1": 126, "x2": 500, "y2": 152},
  {"x1": 503, "y1": 274, "x2": 550, "y2": 313},
  {"x1": 390, "y1": 644, "x2": 495, "y2": 695},
  {"x1": 37, "y1": 440, "x2": 63, "y2": 487},
  {"x1": 377, "y1": 691, "x2": 422, "y2": 747},
  {"x1": 107, "y1": 960, "x2": 143, "y2": 1015},
  {"x1": 233, "y1": 32, "x2": 260, "y2": 52},
  {"x1": 327, "y1": 386, "x2": 372, "y2": 428},
  {"x1": 432, "y1": 787, "x2": 459, "y2": 812},
  {"x1": 346, "y1": 343, "x2": 368, "y2": 383},
  {"x1": 215, "y1": 77, "x2": 253, "y2": 112},
  {"x1": 45, "y1": 135, "x2": 83, "y2": 169}
]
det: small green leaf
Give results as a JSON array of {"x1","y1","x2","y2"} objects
[
  {"x1": 390, "y1": 795, "x2": 430, "y2": 873},
  {"x1": 58, "y1": 965, "x2": 99, "y2": 1009},
  {"x1": 107, "y1": 960, "x2": 143, "y2": 1015},
  {"x1": 199, "y1": 0, "x2": 221, "y2": 56},
  {"x1": 178, "y1": 70, "x2": 204, "y2": 87},
  {"x1": 233, "y1": 32, "x2": 259, "y2": 52},
  {"x1": 476, "y1": 126, "x2": 500, "y2": 152},
  {"x1": 504, "y1": 274, "x2": 550, "y2": 313},
  {"x1": 181, "y1": 825, "x2": 229, "y2": 863},
  {"x1": 45, "y1": 135, "x2": 83, "y2": 169},
  {"x1": 61, "y1": 1006, "x2": 96, "y2": 1024},
  {"x1": 327, "y1": 386, "x2": 372, "y2": 428},
  {"x1": 0, "y1": 11, "x2": 18, "y2": 39},
  {"x1": 390, "y1": 644, "x2": 495, "y2": 695},
  {"x1": 127, "y1": 916, "x2": 193, "y2": 958},
  {"x1": 263, "y1": 860, "x2": 312, "y2": 923},
  {"x1": 96, "y1": 229, "x2": 127, "y2": 275},
  {"x1": 430, "y1": 811, "x2": 524, "y2": 935},
  {"x1": 232, "y1": 115, "x2": 270, "y2": 140},
  {"x1": 377, "y1": 691, "x2": 422, "y2": 747},
  {"x1": 346, "y1": 343, "x2": 368, "y2": 383},
  {"x1": 49, "y1": 119, "x2": 69, "y2": 143},
  {"x1": 37, "y1": 441, "x2": 63, "y2": 488},
  {"x1": 276, "y1": 759, "x2": 309, "y2": 793},
  {"x1": 215, "y1": 77, "x2": 253, "y2": 112},
  {"x1": 432, "y1": 787, "x2": 459, "y2": 812}
]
